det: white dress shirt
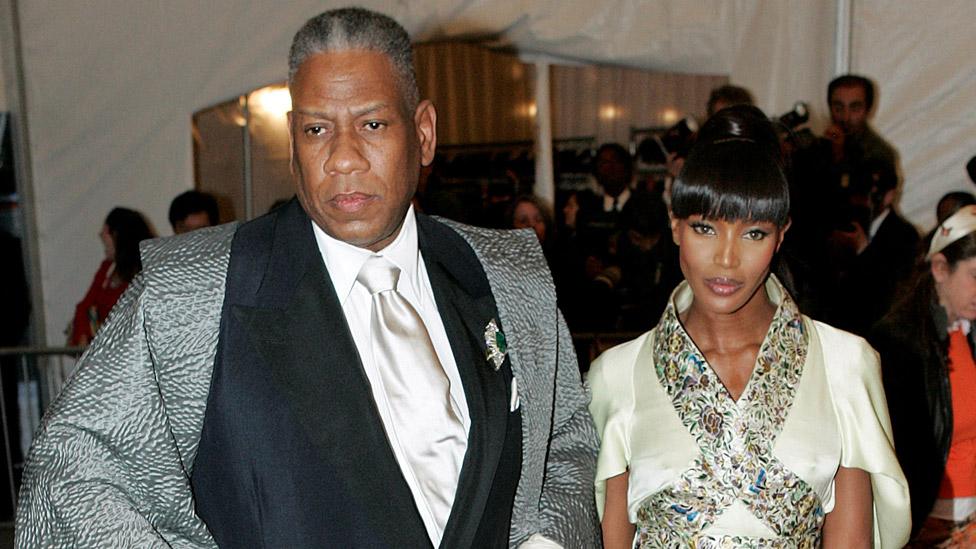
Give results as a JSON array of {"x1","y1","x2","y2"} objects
[
  {"x1": 602, "y1": 186, "x2": 631, "y2": 212},
  {"x1": 869, "y1": 206, "x2": 891, "y2": 240},
  {"x1": 312, "y1": 206, "x2": 468, "y2": 546}
]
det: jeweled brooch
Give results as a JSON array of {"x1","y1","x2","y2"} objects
[{"x1": 484, "y1": 318, "x2": 508, "y2": 371}]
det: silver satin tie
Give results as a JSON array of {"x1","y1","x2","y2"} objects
[{"x1": 356, "y1": 255, "x2": 466, "y2": 535}]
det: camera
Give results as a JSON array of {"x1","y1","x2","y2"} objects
[
  {"x1": 777, "y1": 101, "x2": 810, "y2": 129},
  {"x1": 636, "y1": 117, "x2": 699, "y2": 165}
]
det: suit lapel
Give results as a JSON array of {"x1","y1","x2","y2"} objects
[
  {"x1": 230, "y1": 200, "x2": 431, "y2": 545},
  {"x1": 418, "y1": 215, "x2": 510, "y2": 548}
]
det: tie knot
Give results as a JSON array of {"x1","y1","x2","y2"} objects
[{"x1": 357, "y1": 256, "x2": 401, "y2": 295}]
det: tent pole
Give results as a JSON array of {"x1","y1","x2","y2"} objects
[
  {"x1": 834, "y1": 0, "x2": 853, "y2": 75},
  {"x1": 532, "y1": 60, "x2": 554, "y2": 207}
]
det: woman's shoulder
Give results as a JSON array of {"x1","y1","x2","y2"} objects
[
  {"x1": 588, "y1": 331, "x2": 654, "y2": 383},
  {"x1": 806, "y1": 316, "x2": 883, "y2": 388},
  {"x1": 587, "y1": 330, "x2": 654, "y2": 410}
]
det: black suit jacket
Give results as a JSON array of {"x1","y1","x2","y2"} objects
[
  {"x1": 837, "y1": 210, "x2": 920, "y2": 336},
  {"x1": 191, "y1": 200, "x2": 522, "y2": 548}
]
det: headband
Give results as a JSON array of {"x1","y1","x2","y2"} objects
[{"x1": 928, "y1": 204, "x2": 976, "y2": 258}]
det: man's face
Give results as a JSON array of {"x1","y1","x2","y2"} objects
[
  {"x1": 288, "y1": 50, "x2": 436, "y2": 251},
  {"x1": 173, "y1": 211, "x2": 213, "y2": 234},
  {"x1": 829, "y1": 84, "x2": 869, "y2": 136},
  {"x1": 594, "y1": 149, "x2": 630, "y2": 197}
]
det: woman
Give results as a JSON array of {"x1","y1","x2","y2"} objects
[
  {"x1": 871, "y1": 204, "x2": 976, "y2": 546},
  {"x1": 587, "y1": 105, "x2": 910, "y2": 547},
  {"x1": 509, "y1": 194, "x2": 554, "y2": 249},
  {"x1": 69, "y1": 207, "x2": 154, "y2": 346}
]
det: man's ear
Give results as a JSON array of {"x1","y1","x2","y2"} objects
[
  {"x1": 931, "y1": 253, "x2": 951, "y2": 283},
  {"x1": 883, "y1": 188, "x2": 896, "y2": 210},
  {"x1": 415, "y1": 100, "x2": 437, "y2": 167}
]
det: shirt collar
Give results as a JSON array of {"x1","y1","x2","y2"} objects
[
  {"x1": 603, "y1": 187, "x2": 631, "y2": 212},
  {"x1": 312, "y1": 205, "x2": 421, "y2": 303},
  {"x1": 869, "y1": 207, "x2": 891, "y2": 239},
  {"x1": 950, "y1": 319, "x2": 972, "y2": 335}
]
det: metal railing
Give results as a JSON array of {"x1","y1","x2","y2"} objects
[{"x1": 0, "y1": 346, "x2": 84, "y2": 519}]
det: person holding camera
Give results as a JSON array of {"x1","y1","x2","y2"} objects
[
  {"x1": 824, "y1": 159, "x2": 920, "y2": 336},
  {"x1": 821, "y1": 74, "x2": 898, "y2": 189}
]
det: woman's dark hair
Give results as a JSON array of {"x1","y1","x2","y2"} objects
[
  {"x1": 671, "y1": 104, "x2": 790, "y2": 227},
  {"x1": 939, "y1": 230, "x2": 976, "y2": 269},
  {"x1": 105, "y1": 207, "x2": 154, "y2": 283},
  {"x1": 885, "y1": 230, "x2": 976, "y2": 361}
]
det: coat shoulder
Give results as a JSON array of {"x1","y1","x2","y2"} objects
[{"x1": 138, "y1": 222, "x2": 237, "y2": 295}]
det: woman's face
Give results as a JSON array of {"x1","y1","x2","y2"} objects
[
  {"x1": 99, "y1": 224, "x2": 115, "y2": 261},
  {"x1": 513, "y1": 201, "x2": 546, "y2": 243},
  {"x1": 671, "y1": 215, "x2": 787, "y2": 316},
  {"x1": 933, "y1": 254, "x2": 976, "y2": 322}
]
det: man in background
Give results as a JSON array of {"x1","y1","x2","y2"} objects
[
  {"x1": 168, "y1": 190, "x2": 219, "y2": 234},
  {"x1": 831, "y1": 160, "x2": 919, "y2": 335},
  {"x1": 706, "y1": 84, "x2": 755, "y2": 118},
  {"x1": 821, "y1": 74, "x2": 898, "y2": 184}
]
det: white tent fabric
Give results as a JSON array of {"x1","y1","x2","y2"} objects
[
  {"x1": 852, "y1": 0, "x2": 976, "y2": 228},
  {"x1": 2, "y1": 0, "x2": 974, "y2": 344}
]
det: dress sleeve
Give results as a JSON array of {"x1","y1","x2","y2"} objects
[
  {"x1": 586, "y1": 335, "x2": 641, "y2": 520},
  {"x1": 819, "y1": 322, "x2": 912, "y2": 549},
  {"x1": 70, "y1": 259, "x2": 111, "y2": 345}
]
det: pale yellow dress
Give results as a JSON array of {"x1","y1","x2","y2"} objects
[{"x1": 588, "y1": 278, "x2": 911, "y2": 548}]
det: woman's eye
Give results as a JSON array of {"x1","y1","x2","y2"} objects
[
  {"x1": 744, "y1": 229, "x2": 769, "y2": 241},
  {"x1": 690, "y1": 222, "x2": 714, "y2": 235}
]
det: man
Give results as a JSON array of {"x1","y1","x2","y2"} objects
[
  {"x1": 17, "y1": 8, "x2": 599, "y2": 548},
  {"x1": 831, "y1": 160, "x2": 919, "y2": 336},
  {"x1": 168, "y1": 190, "x2": 219, "y2": 234},
  {"x1": 705, "y1": 84, "x2": 754, "y2": 118},
  {"x1": 576, "y1": 143, "x2": 644, "y2": 249},
  {"x1": 821, "y1": 74, "x2": 898, "y2": 183},
  {"x1": 570, "y1": 143, "x2": 670, "y2": 331}
]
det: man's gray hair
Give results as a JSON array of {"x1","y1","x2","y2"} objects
[{"x1": 288, "y1": 7, "x2": 419, "y2": 109}]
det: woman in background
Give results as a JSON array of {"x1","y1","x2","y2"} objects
[
  {"x1": 69, "y1": 207, "x2": 153, "y2": 346},
  {"x1": 509, "y1": 194, "x2": 555, "y2": 251},
  {"x1": 871, "y1": 204, "x2": 976, "y2": 547},
  {"x1": 587, "y1": 105, "x2": 910, "y2": 547}
]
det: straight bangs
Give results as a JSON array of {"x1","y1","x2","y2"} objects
[{"x1": 671, "y1": 140, "x2": 790, "y2": 226}]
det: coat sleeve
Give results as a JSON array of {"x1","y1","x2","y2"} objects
[
  {"x1": 535, "y1": 308, "x2": 602, "y2": 547},
  {"x1": 16, "y1": 242, "x2": 221, "y2": 548}
]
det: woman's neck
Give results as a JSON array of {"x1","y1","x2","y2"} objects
[{"x1": 680, "y1": 285, "x2": 777, "y2": 354}]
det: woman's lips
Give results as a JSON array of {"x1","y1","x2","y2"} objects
[{"x1": 704, "y1": 277, "x2": 743, "y2": 296}]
